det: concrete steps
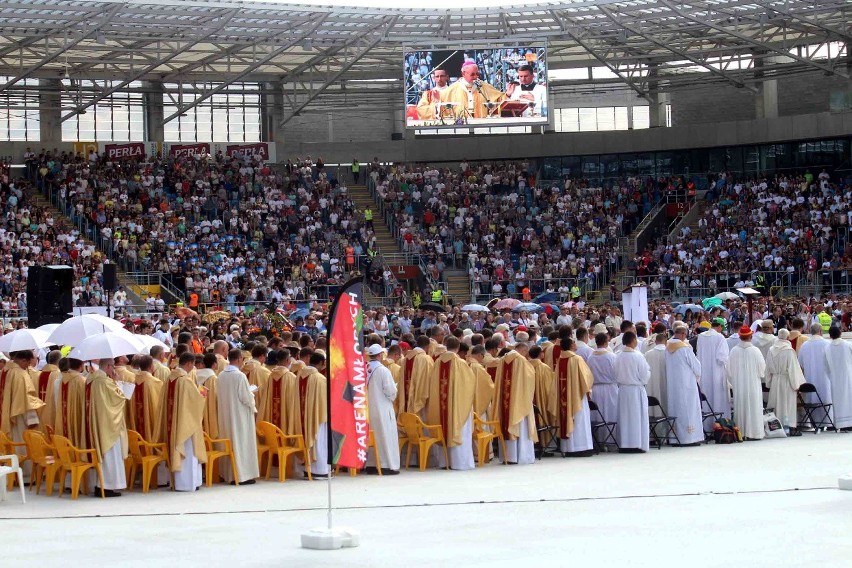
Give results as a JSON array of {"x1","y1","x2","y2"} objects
[
  {"x1": 444, "y1": 271, "x2": 471, "y2": 306},
  {"x1": 27, "y1": 190, "x2": 146, "y2": 308},
  {"x1": 346, "y1": 184, "x2": 400, "y2": 253}
]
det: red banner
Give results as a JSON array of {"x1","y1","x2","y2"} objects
[
  {"x1": 169, "y1": 143, "x2": 210, "y2": 158},
  {"x1": 327, "y1": 278, "x2": 368, "y2": 469},
  {"x1": 104, "y1": 142, "x2": 145, "y2": 160},
  {"x1": 226, "y1": 142, "x2": 269, "y2": 160}
]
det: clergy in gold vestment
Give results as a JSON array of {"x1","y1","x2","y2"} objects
[
  {"x1": 439, "y1": 61, "x2": 506, "y2": 120},
  {"x1": 83, "y1": 359, "x2": 128, "y2": 496},
  {"x1": 290, "y1": 352, "x2": 330, "y2": 476},
  {"x1": 555, "y1": 339, "x2": 595, "y2": 456},
  {"x1": 1, "y1": 352, "x2": 44, "y2": 466},
  {"x1": 245, "y1": 345, "x2": 271, "y2": 405},
  {"x1": 35, "y1": 350, "x2": 62, "y2": 428},
  {"x1": 402, "y1": 336, "x2": 434, "y2": 415},
  {"x1": 195, "y1": 353, "x2": 220, "y2": 438},
  {"x1": 493, "y1": 346, "x2": 538, "y2": 465},
  {"x1": 423, "y1": 338, "x2": 476, "y2": 470},
  {"x1": 212, "y1": 340, "x2": 230, "y2": 374},
  {"x1": 132, "y1": 356, "x2": 164, "y2": 442},
  {"x1": 258, "y1": 350, "x2": 296, "y2": 429},
  {"x1": 383, "y1": 344, "x2": 403, "y2": 406},
  {"x1": 149, "y1": 346, "x2": 172, "y2": 382},
  {"x1": 159, "y1": 353, "x2": 206, "y2": 491},
  {"x1": 529, "y1": 345, "x2": 557, "y2": 428},
  {"x1": 468, "y1": 346, "x2": 495, "y2": 418},
  {"x1": 52, "y1": 359, "x2": 87, "y2": 446}
]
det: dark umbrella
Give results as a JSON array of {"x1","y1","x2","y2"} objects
[{"x1": 420, "y1": 302, "x2": 447, "y2": 313}]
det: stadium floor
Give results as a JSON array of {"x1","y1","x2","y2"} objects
[{"x1": 2, "y1": 432, "x2": 850, "y2": 567}]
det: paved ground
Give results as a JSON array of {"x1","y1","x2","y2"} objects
[{"x1": 2, "y1": 433, "x2": 850, "y2": 567}]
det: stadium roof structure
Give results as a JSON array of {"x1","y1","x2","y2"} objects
[{"x1": 0, "y1": 0, "x2": 849, "y2": 123}]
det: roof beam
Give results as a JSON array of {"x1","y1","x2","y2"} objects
[
  {"x1": 61, "y1": 9, "x2": 239, "y2": 121},
  {"x1": 660, "y1": 0, "x2": 849, "y2": 79},
  {"x1": 161, "y1": 13, "x2": 329, "y2": 124},
  {"x1": 599, "y1": 5, "x2": 758, "y2": 93},
  {"x1": 0, "y1": 3, "x2": 124, "y2": 93},
  {"x1": 550, "y1": 9, "x2": 648, "y2": 99},
  {"x1": 278, "y1": 20, "x2": 396, "y2": 128},
  {"x1": 750, "y1": 0, "x2": 852, "y2": 43}
]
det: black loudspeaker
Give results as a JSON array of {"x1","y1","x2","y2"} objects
[
  {"x1": 103, "y1": 263, "x2": 117, "y2": 292},
  {"x1": 27, "y1": 265, "x2": 74, "y2": 327},
  {"x1": 391, "y1": 132, "x2": 404, "y2": 141}
]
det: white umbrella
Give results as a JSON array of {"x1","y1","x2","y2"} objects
[
  {"x1": 47, "y1": 314, "x2": 126, "y2": 346},
  {"x1": 135, "y1": 334, "x2": 171, "y2": 354},
  {"x1": 37, "y1": 323, "x2": 61, "y2": 336},
  {"x1": 714, "y1": 292, "x2": 740, "y2": 301},
  {"x1": 0, "y1": 328, "x2": 51, "y2": 353},
  {"x1": 460, "y1": 304, "x2": 490, "y2": 312},
  {"x1": 67, "y1": 332, "x2": 144, "y2": 361}
]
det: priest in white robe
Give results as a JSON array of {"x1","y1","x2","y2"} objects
[
  {"x1": 697, "y1": 318, "x2": 731, "y2": 426},
  {"x1": 614, "y1": 332, "x2": 651, "y2": 452},
  {"x1": 726, "y1": 325, "x2": 766, "y2": 440},
  {"x1": 753, "y1": 320, "x2": 777, "y2": 364},
  {"x1": 645, "y1": 333, "x2": 668, "y2": 418},
  {"x1": 664, "y1": 323, "x2": 704, "y2": 446},
  {"x1": 824, "y1": 326, "x2": 852, "y2": 430},
  {"x1": 765, "y1": 329, "x2": 806, "y2": 434},
  {"x1": 217, "y1": 349, "x2": 259, "y2": 485},
  {"x1": 365, "y1": 344, "x2": 400, "y2": 473},
  {"x1": 798, "y1": 323, "x2": 832, "y2": 425},
  {"x1": 587, "y1": 332, "x2": 619, "y2": 443}
]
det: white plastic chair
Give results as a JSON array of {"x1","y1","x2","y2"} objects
[{"x1": 0, "y1": 454, "x2": 26, "y2": 503}]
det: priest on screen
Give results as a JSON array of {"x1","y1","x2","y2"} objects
[
  {"x1": 160, "y1": 352, "x2": 207, "y2": 491},
  {"x1": 291, "y1": 351, "x2": 330, "y2": 477},
  {"x1": 726, "y1": 325, "x2": 766, "y2": 440},
  {"x1": 614, "y1": 332, "x2": 651, "y2": 452},
  {"x1": 365, "y1": 344, "x2": 400, "y2": 474},
  {"x1": 554, "y1": 338, "x2": 595, "y2": 456},
  {"x1": 439, "y1": 60, "x2": 506, "y2": 120},
  {"x1": 422, "y1": 337, "x2": 476, "y2": 470},
  {"x1": 493, "y1": 343, "x2": 538, "y2": 465},
  {"x1": 84, "y1": 358, "x2": 128, "y2": 497},
  {"x1": 664, "y1": 323, "x2": 704, "y2": 446},
  {"x1": 217, "y1": 349, "x2": 259, "y2": 485}
]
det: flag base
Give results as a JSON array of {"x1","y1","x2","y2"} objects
[
  {"x1": 300, "y1": 527, "x2": 360, "y2": 550},
  {"x1": 839, "y1": 475, "x2": 852, "y2": 491}
]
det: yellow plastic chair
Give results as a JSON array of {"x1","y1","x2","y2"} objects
[
  {"x1": 23, "y1": 430, "x2": 59, "y2": 496},
  {"x1": 52, "y1": 435, "x2": 104, "y2": 500},
  {"x1": 398, "y1": 412, "x2": 448, "y2": 471},
  {"x1": 256, "y1": 429, "x2": 271, "y2": 475},
  {"x1": 473, "y1": 413, "x2": 506, "y2": 467},
  {"x1": 203, "y1": 432, "x2": 239, "y2": 487},
  {"x1": 256, "y1": 421, "x2": 311, "y2": 482},
  {"x1": 126, "y1": 430, "x2": 170, "y2": 493},
  {"x1": 0, "y1": 430, "x2": 30, "y2": 492}
]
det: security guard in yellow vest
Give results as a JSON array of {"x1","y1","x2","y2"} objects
[
  {"x1": 431, "y1": 288, "x2": 443, "y2": 304},
  {"x1": 570, "y1": 285, "x2": 581, "y2": 300},
  {"x1": 412, "y1": 291, "x2": 421, "y2": 308},
  {"x1": 364, "y1": 208, "x2": 373, "y2": 230},
  {"x1": 352, "y1": 159, "x2": 360, "y2": 183},
  {"x1": 817, "y1": 309, "x2": 832, "y2": 333}
]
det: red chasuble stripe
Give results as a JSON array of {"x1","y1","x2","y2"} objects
[
  {"x1": 134, "y1": 382, "x2": 146, "y2": 439},
  {"x1": 60, "y1": 380, "x2": 70, "y2": 436},
  {"x1": 299, "y1": 376, "x2": 308, "y2": 435},
  {"x1": 166, "y1": 378, "x2": 177, "y2": 450},
  {"x1": 558, "y1": 357, "x2": 569, "y2": 439},
  {"x1": 404, "y1": 356, "x2": 415, "y2": 408},
  {"x1": 0, "y1": 370, "x2": 7, "y2": 427},
  {"x1": 271, "y1": 378, "x2": 282, "y2": 427},
  {"x1": 438, "y1": 361, "x2": 451, "y2": 438},
  {"x1": 85, "y1": 381, "x2": 93, "y2": 449},
  {"x1": 38, "y1": 371, "x2": 51, "y2": 401},
  {"x1": 500, "y1": 361, "x2": 514, "y2": 438}
]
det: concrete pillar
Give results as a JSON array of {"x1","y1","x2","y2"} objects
[
  {"x1": 753, "y1": 51, "x2": 777, "y2": 119},
  {"x1": 143, "y1": 80, "x2": 164, "y2": 143},
  {"x1": 645, "y1": 64, "x2": 667, "y2": 128},
  {"x1": 39, "y1": 79, "x2": 62, "y2": 143},
  {"x1": 261, "y1": 81, "x2": 284, "y2": 144}
]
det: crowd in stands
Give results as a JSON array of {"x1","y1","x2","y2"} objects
[
  {"x1": 371, "y1": 160, "x2": 666, "y2": 300},
  {"x1": 629, "y1": 170, "x2": 852, "y2": 299},
  {"x1": 21, "y1": 148, "x2": 408, "y2": 312}
]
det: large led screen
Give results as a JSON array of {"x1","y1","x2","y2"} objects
[{"x1": 404, "y1": 45, "x2": 548, "y2": 129}]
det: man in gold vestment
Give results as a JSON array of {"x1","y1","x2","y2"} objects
[
  {"x1": 159, "y1": 352, "x2": 206, "y2": 491},
  {"x1": 493, "y1": 344, "x2": 538, "y2": 464},
  {"x1": 84, "y1": 359, "x2": 128, "y2": 497},
  {"x1": 439, "y1": 60, "x2": 506, "y2": 120}
]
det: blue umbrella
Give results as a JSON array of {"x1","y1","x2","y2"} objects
[
  {"x1": 673, "y1": 303, "x2": 704, "y2": 315},
  {"x1": 289, "y1": 308, "x2": 310, "y2": 320},
  {"x1": 532, "y1": 292, "x2": 559, "y2": 304}
]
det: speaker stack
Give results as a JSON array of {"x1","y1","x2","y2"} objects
[{"x1": 26, "y1": 265, "x2": 74, "y2": 328}]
